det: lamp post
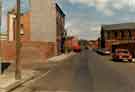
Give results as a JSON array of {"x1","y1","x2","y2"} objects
[{"x1": 15, "y1": 0, "x2": 21, "y2": 80}]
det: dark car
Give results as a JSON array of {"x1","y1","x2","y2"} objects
[
  {"x1": 101, "y1": 48, "x2": 111, "y2": 55},
  {"x1": 95, "y1": 48, "x2": 111, "y2": 55}
]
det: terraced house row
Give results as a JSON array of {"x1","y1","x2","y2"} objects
[
  {"x1": 0, "y1": 0, "x2": 66, "y2": 62},
  {"x1": 101, "y1": 22, "x2": 135, "y2": 56}
]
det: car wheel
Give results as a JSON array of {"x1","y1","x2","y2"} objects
[
  {"x1": 128, "y1": 60, "x2": 132, "y2": 63},
  {"x1": 112, "y1": 58, "x2": 116, "y2": 61}
]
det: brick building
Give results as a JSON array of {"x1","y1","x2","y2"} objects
[
  {"x1": 0, "y1": 10, "x2": 31, "y2": 61},
  {"x1": 56, "y1": 3, "x2": 66, "y2": 54},
  {"x1": 64, "y1": 36, "x2": 79, "y2": 52},
  {"x1": 0, "y1": 0, "x2": 66, "y2": 62},
  {"x1": 89, "y1": 40, "x2": 99, "y2": 49},
  {"x1": 7, "y1": 10, "x2": 31, "y2": 42},
  {"x1": 101, "y1": 23, "x2": 135, "y2": 52},
  {"x1": 31, "y1": 0, "x2": 66, "y2": 55}
]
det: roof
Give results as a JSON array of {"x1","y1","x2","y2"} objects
[
  {"x1": 56, "y1": 3, "x2": 65, "y2": 17},
  {"x1": 102, "y1": 23, "x2": 135, "y2": 31}
]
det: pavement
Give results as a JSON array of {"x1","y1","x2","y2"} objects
[
  {"x1": 0, "y1": 52, "x2": 75, "y2": 92},
  {"x1": 0, "y1": 70, "x2": 38, "y2": 92}
]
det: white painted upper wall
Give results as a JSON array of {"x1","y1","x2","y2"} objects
[{"x1": 30, "y1": 0, "x2": 56, "y2": 42}]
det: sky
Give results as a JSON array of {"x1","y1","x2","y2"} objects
[
  {"x1": 56, "y1": 0, "x2": 135, "y2": 40},
  {"x1": 1, "y1": 0, "x2": 135, "y2": 40}
]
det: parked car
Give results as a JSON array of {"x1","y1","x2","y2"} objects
[
  {"x1": 93, "y1": 48, "x2": 101, "y2": 53},
  {"x1": 95, "y1": 48, "x2": 111, "y2": 55},
  {"x1": 101, "y1": 48, "x2": 111, "y2": 55},
  {"x1": 112, "y1": 49, "x2": 132, "y2": 62},
  {"x1": 93, "y1": 48, "x2": 99, "y2": 52}
]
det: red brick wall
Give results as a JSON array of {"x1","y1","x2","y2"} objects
[
  {"x1": 64, "y1": 37, "x2": 79, "y2": 49},
  {"x1": 105, "y1": 40, "x2": 112, "y2": 49},
  {"x1": 22, "y1": 41, "x2": 56, "y2": 58},
  {"x1": 2, "y1": 12, "x2": 57, "y2": 62},
  {"x1": 56, "y1": 10, "x2": 65, "y2": 54},
  {"x1": 102, "y1": 28, "x2": 135, "y2": 49},
  {"x1": 0, "y1": 41, "x2": 56, "y2": 62},
  {"x1": 0, "y1": 41, "x2": 16, "y2": 61}
]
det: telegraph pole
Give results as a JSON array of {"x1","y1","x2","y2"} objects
[{"x1": 15, "y1": 0, "x2": 21, "y2": 80}]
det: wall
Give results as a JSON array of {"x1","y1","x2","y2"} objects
[
  {"x1": 0, "y1": 12, "x2": 31, "y2": 61},
  {"x1": 7, "y1": 12, "x2": 31, "y2": 42},
  {"x1": 0, "y1": 41, "x2": 56, "y2": 62},
  {"x1": 0, "y1": 41, "x2": 16, "y2": 61},
  {"x1": 56, "y1": 8, "x2": 65, "y2": 54},
  {"x1": 30, "y1": 0, "x2": 56, "y2": 42},
  {"x1": 21, "y1": 12, "x2": 31, "y2": 41},
  {"x1": 0, "y1": 0, "x2": 59, "y2": 62},
  {"x1": 64, "y1": 37, "x2": 78, "y2": 50},
  {"x1": 101, "y1": 28, "x2": 135, "y2": 49}
]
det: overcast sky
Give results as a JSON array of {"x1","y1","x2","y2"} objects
[{"x1": 56, "y1": 0, "x2": 135, "y2": 40}]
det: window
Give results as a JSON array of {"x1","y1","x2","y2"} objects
[
  {"x1": 121, "y1": 32, "x2": 124, "y2": 40},
  {"x1": 128, "y1": 31, "x2": 132, "y2": 40},
  {"x1": 20, "y1": 24, "x2": 24, "y2": 35},
  {"x1": 114, "y1": 32, "x2": 118, "y2": 39},
  {"x1": 107, "y1": 32, "x2": 110, "y2": 40}
]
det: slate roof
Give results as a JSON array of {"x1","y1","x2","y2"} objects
[{"x1": 102, "y1": 23, "x2": 135, "y2": 31}]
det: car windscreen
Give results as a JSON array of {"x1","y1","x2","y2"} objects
[{"x1": 116, "y1": 50, "x2": 129, "y2": 53}]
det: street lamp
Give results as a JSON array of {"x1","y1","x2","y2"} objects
[{"x1": 15, "y1": 0, "x2": 21, "y2": 80}]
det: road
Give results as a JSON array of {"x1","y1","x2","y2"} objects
[{"x1": 11, "y1": 50, "x2": 135, "y2": 92}]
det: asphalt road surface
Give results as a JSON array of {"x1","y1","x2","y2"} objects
[{"x1": 12, "y1": 50, "x2": 135, "y2": 92}]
